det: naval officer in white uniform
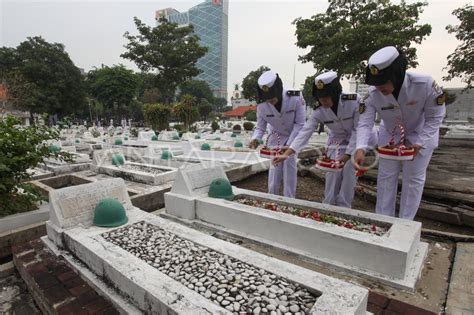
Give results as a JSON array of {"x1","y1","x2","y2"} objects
[
  {"x1": 273, "y1": 71, "x2": 376, "y2": 208},
  {"x1": 354, "y1": 46, "x2": 446, "y2": 220},
  {"x1": 249, "y1": 70, "x2": 306, "y2": 198}
]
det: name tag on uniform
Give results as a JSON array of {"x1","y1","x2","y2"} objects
[
  {"x1": 381, "y1": 105, "x2": 395, "y2": 111},
  {"x1": 285, "y1": 110, "x2": 295, "y2": 113},
  {"x1": 266, "y1": 114, "x2": 274, "y2": 117},
  {"x1": 342, "y1": 117, "x2": 353, "y2": 121},
  {"x1": 323, "y1": 120, "x2": 334, "y2": 124}
]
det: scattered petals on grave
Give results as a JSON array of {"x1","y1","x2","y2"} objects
[
  {"x1": 102, "y1": 222, "x2": 318, "y2": 314},
  {"x1": 234, "y1": 197, "x2": 387, "y2": 236}
]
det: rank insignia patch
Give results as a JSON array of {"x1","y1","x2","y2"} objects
[
  {"x1": 359, "y1": 103, "x2": 366, "y2": 114},
  {"x1": 436, "y1": 93, "x2": 446, "y2": 106}
]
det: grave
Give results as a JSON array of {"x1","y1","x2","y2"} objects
[
  {"x1": 164, "y1": 166, "x2": 428, "y2": 291},
  {"x1": 44, "y1": 178, "x2": 369, "y2": 314},
  {"x1": 92, "y1": 150, "x2": 177, "y2": 186}
]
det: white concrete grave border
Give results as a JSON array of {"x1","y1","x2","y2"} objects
[
  {"x1": 45, "y1": 178, "x2": 369, "y2": 314},
  {"x1": 165, "y1": 166, "x2": 428, "y2": 291},
  {"x1": 92, "y1": 149, "x2": 178, "y2": 186}
]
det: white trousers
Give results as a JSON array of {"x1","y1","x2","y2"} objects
[
  {"x1": 376, "y1": 149, "x2": 434, "y2": 220},
  {"x1": 268, "y1": 154, "x2": 297, "y2": 198},
  {"x1": 323, "y1": 160, "x2": 357, "y2": 208}
]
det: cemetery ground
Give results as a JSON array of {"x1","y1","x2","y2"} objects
[{"x1": 0, "y1": 133, "x2": 473, "y2": 314}]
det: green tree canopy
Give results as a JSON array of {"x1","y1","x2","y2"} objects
[
  {"x1": 173, "y1": 94, "x2": 199, "y2": 130},
  {"x1": 241, "y1": 66, "x2": 270, "y2": 101},
  {"x1": 179, "y1": 80, "x2": 215, "y2": 103},
  {"x1": 244, "y1": 110, "x2": 257, "y2": 122},
  {"x1": 122, "y1": 17, "x2": 208, "y2": 104},
  {"x1": 198, "y1": 99, "x2": 213, "y2": 122},
  {"x1": 213, "y1": 97, "x2": 228, "y2": 112},
  {"x1": 294, "y1": 0, "x2": 432, "y2": 78},
  {"x1": 86, "y1": 64, "x2": 140, "y2": 119},
  {"x1": 0, "y1": 36, "x2": 86, "y2": 118},
  {"x1": 143, "y1": 103, "x2": 171, "y2": 131},
  {"x1": 444, "y1": 4, "x2": 473, "y2": 88},
  {"x1": 302, "y1": 75, "x2": 317, "y2": 109}
]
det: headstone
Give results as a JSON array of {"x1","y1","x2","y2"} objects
[
  {"x1": 49, "y1": 178, "x2": 131, "y2": 230},
  {"x1": 171, "y1": 164, "x2": 228, "y2": 196},
  {"x1": 138, "y1": 131, "x2": 156, "y2": 141}
]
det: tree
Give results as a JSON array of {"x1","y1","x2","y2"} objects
[
  {"x1": 444, "y1": 5, "x2": 473, "y2": 88},
  {"x1": 179, "y1": 80, "x2": 214, "y2": 103},
  {"x1": 122, "y1": 17, "x2": 208, "y2": 104},
  {"x1": 213, "y1": 97, "x2": 228, "y2": 112},
  {"x1": 241, "y1": 66, "x2": 270, "y2": 101},
  {"x1": 302, "y1": 75, "x2": 317, "y2": 109},
  {"x1": 0, "y1": 36, "x2": 87, "y2": 118},
  {"x1": 244, "y1": 110, "x2": 257, "y2": 121},
  {"x1": 198, "y1": 99, "x2": 213, "y2": 122},
  {"x1": 173, "y1": 94, "x2": 199, "y2": 130},
  {"x1": 143, "y1": 103, "x2": 171, "y2": 131},
  {"x1": 86, "y1": 65, "x2": 140, "y2": 120},
  {"x1": 0, "y1": 115, "x2": 71, "y2": 216},
  {"x1": 294, "y1": 1, "x2": 432, "y2": 79}
]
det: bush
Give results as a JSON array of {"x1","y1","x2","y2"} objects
[
  {"x1": 130, "y1": 128, "x2": 139, "y2": 137},
  {"x1": 91, "y1": 128, "x2": 101, "y2": 138},
  {"x1": 143, "y1": 103, "x2": 171, "y2": 131},
  {"x1": 211, "y1": 121, "x2": 220, "y2": 132},
  {"x1": 243, "y1": 121, "x2": 255, "y2": 131},
  {"x1": 233, "y1": 124, "x2": 242, "y2": 134},
  {"x1": 0, "y1": 116, "x2": 70, "y2": 217},
  {"x1": 244, "y1": 110, "x2": 257, "y2": 122}
]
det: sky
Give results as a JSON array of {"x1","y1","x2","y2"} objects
[{"x1": 0, "y1": 0, "x2": 469, "y2": 101}]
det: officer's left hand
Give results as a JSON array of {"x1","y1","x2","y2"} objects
[
  {"x1": 340, "y1": 154, "x2": 351, "y2": 164},
  {"x1": 272, "y1": 153, "x2": 289, "y2": 166},
  {"x1": 410, "y1": 144, "x2": 423, "y2": 158}
]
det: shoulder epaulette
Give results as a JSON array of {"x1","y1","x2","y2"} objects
[
  {"x1": 341, "y1": 94, "x2": 357, "y2": 101},
  {"x1": 286, "y1": 90, "x2": 300, "y2": 97}
]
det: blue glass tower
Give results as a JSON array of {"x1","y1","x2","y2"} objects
[{"x1": 156, "y1": 0, "x2": 228, "y2": 99}]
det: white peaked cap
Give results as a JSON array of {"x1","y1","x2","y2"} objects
[
  {"x1": 368, "y1": 46, "x2": 399, "y2": 70},
  {"x1": 258, "y1": 71, "x2": 277, "y2": 89},
  {"x1": 315, "y1": 71, "x2": 338, "y2": 85}
]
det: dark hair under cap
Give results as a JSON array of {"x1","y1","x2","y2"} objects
[
  {"x1": 312, "y1": 76, "x2": 342, "y2": 108},
  {"x1": 365, "y1": 49, "x2": 408, "y2": 86},
  {"x1": 257, "y1": 74, "x2": 283, "y2": 103}
]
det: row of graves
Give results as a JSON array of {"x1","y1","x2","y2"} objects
[{"x1": 5, "y1": 124, "x2": 459, "y2": 314}]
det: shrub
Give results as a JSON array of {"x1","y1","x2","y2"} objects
[
  {"x1": 0, "y1": 116, "x2": 70, "y2": 217},
  {"x1": 243, "y1": 121, "x2": 255, "y2": 131}
]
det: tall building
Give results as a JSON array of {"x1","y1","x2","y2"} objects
[{"x1": 156, "y1": 0, "x2": 228, "y2": 99}]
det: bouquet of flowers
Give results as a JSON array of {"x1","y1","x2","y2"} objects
[{"x1": 377, "y1": 124, "x2": 415, "y2": 161}]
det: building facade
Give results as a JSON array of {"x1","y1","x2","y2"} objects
[
  {"x1": 348, "y1": 79, "x2": 369, "y2": 96},
  {"x1": 156, "y1": 0, "x2": 228, "y2": 99},
  {"x1": 445, "y1": 88, "x2": 474, "y2": 122}
]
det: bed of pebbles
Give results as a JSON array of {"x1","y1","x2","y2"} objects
[
  {"x1": 234, "y1": 197, "x2": 388, "y2": 236},
  {"x1": 120, "y1": 164, "x2": 166, "y2": 175},
  {"x1": 102, "y1": 222, "x2": 318, "y2": 314}
]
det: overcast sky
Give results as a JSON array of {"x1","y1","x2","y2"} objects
[{"x1": 0, "y1": 0, "x2": 469, "y2": 100}]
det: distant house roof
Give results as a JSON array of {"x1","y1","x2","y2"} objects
[{"x1": 224, "y1": 105, "x2": 256, "y2": 118}]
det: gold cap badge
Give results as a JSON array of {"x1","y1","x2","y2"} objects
[
  {"x1": 370, "y1": 65, "x2": 379, "y2": 75},
  {"x1": 262, "y1": 85, "x2": 269, "y2": 92}
]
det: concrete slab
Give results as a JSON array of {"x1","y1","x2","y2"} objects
[
  {"x1": 165, "y1": 166, "x2": 428, "y2": 291},
  {"x1": 45, "y1": 178, "x2": 369, "y2": 314},
  {"x1": 446, "y1": 243, "x2": 474, "y2": 315}
]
